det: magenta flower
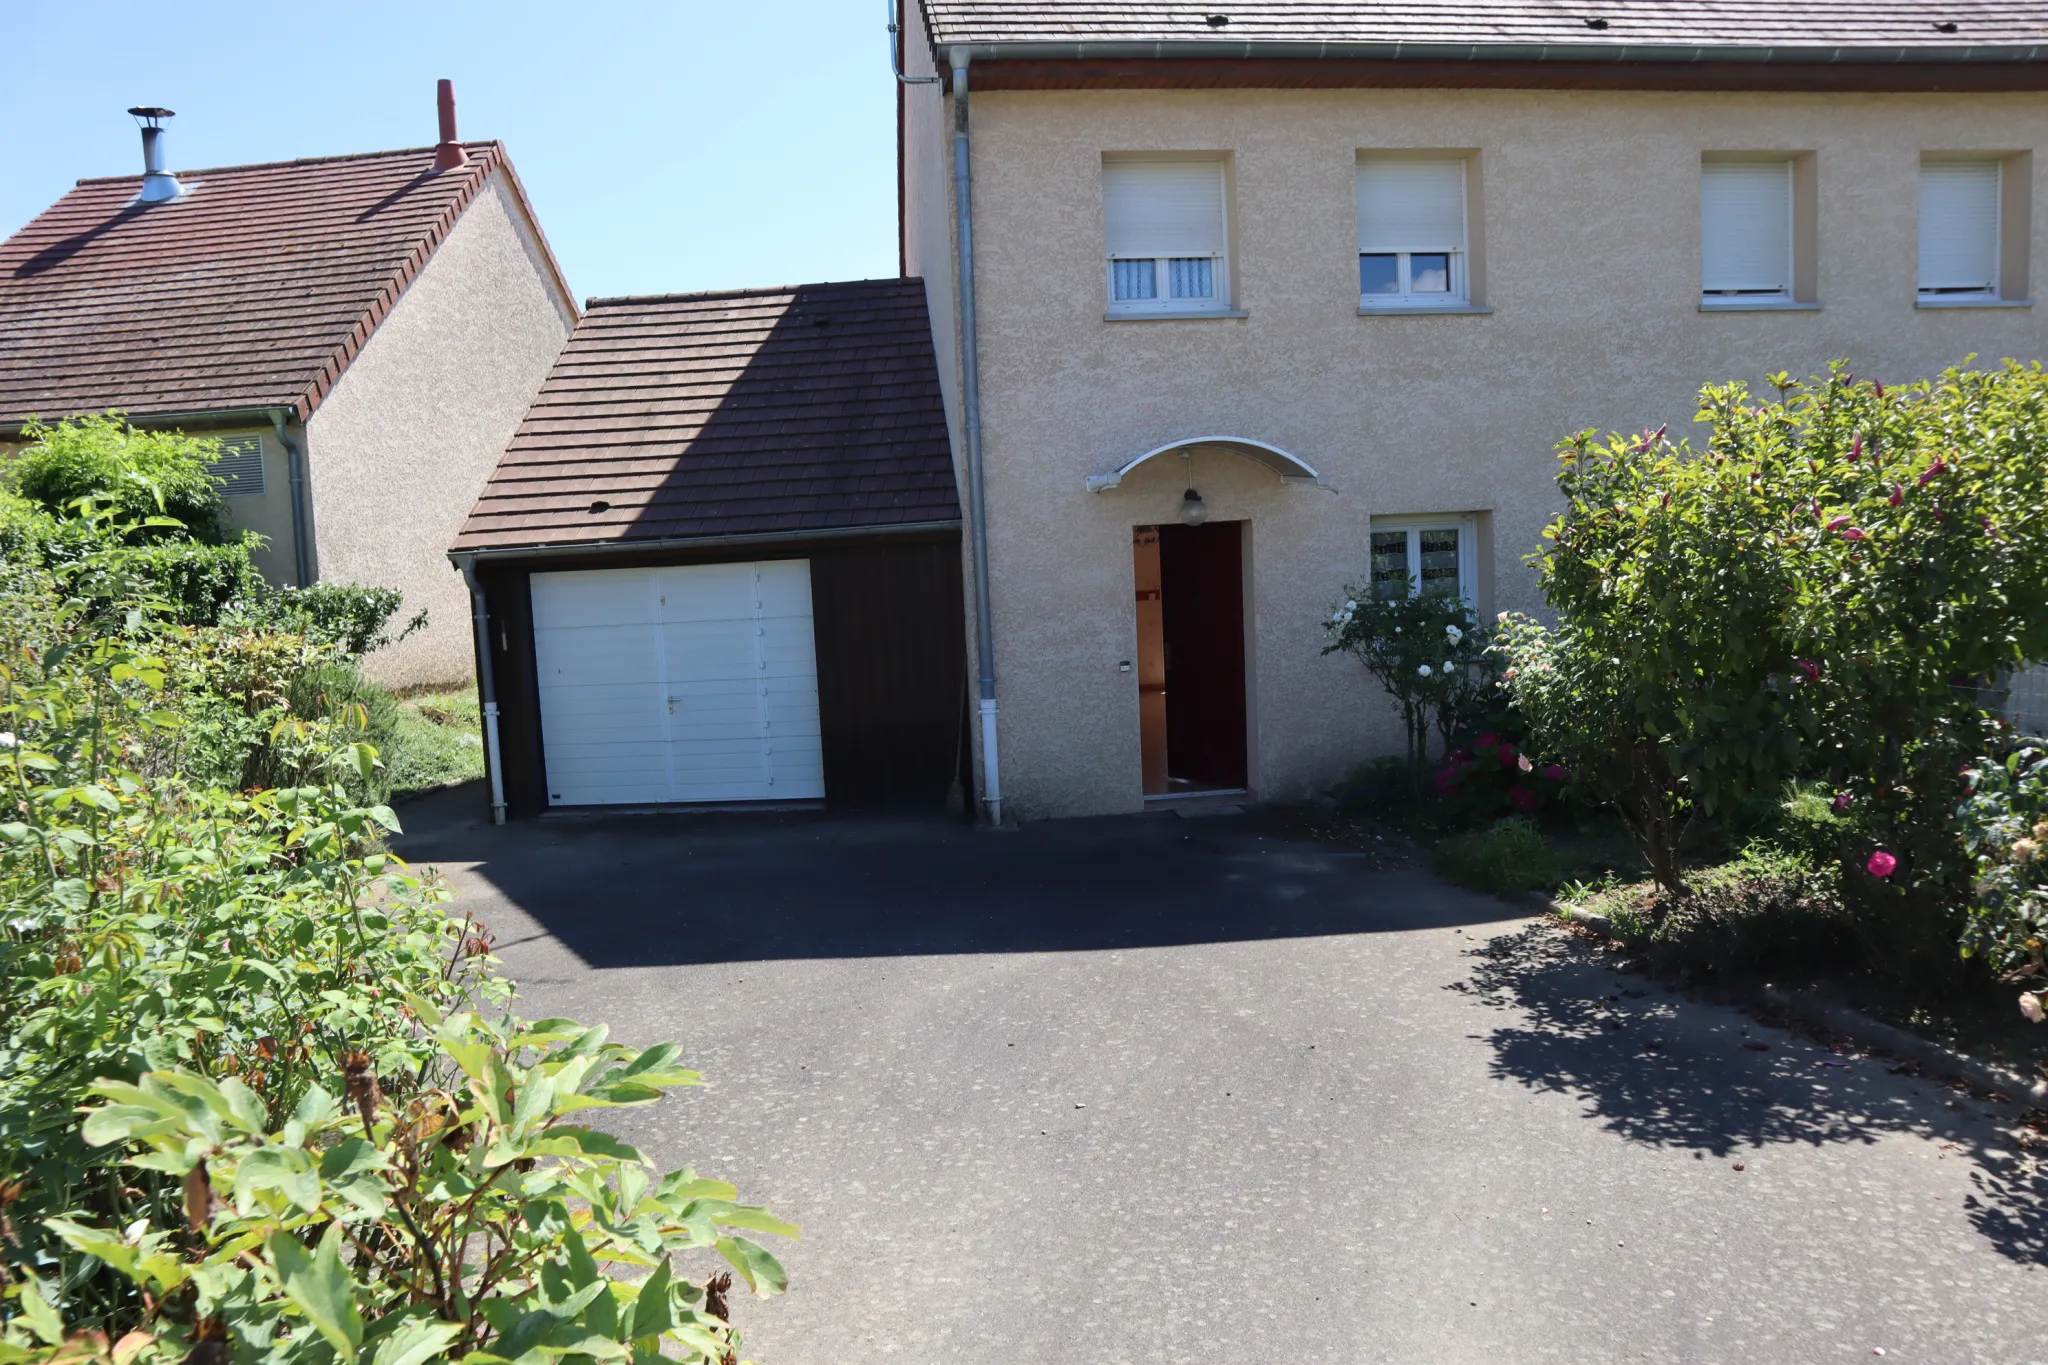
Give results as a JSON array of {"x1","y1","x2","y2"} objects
[
  {"x1": 1889, "y1": 485, "x2": 1904, "y2": 507},
  {"x1": 1434, "y1": 766, "x2": 1457, "y2": 794},
  {"x1": 1833, "y1": 791, "x2": 1853, "y2": 812},
  {"x1": 1867, "y1": 851, "x2": 1898, "y2": 878},
  {"x1": 1842, "y1": 527, "x2": 1866, "y2": 542},
  {"x1": 1510, "y1": 787, "x2": 1538, "y2": 812},
  {"x1": 1874, "y1": 380, "x2": 1885, "y2": 398},
  {"x1": 1849, "y1": 436, "x2": 1863, "y2": 463},
  {"x1": 1919, "y1": 459, "x2": 1949, "y2": 486},
  {"x1": 1476, "y1": 733, "x2": 1500, "y2": 748},
  {"x1": 1825, "y1": 515, "x2": 1850, "y2": 532},
  {"x1": 1541, "y1": 764, "x2": 1567, "y2": 782},
  {"x1": 1796, "y1": 659, "x2": 1821, "y2": 682},
  {"x1": 1499, "y1": 744, "x2": 1520, "y2": 767}
]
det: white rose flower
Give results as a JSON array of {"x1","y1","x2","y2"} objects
[
  {"x1": 1345, "y1": 599, "x2": 1357, "y2": 611},
  {"x1": 1445, "y1": 624, "x2": 1463, "y2": 644},
  {"x1": 1443, "y1": 660, "x2": 1454, "y2": 673},
  {"x1": 1417, "y1": 664, "x2": 1433, "y2": 678},
  {"x1": 0, "y1": 733, "x2": 15, "y2": 748},
  {"x1": 2025, "y1": 992, "x2": 2046, "y2": 1025}
]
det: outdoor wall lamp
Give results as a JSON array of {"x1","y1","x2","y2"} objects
[{"x1": 1179, "y1": 450, "x2": 1209, "y2": 526}]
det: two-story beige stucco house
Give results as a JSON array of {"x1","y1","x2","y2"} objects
[
  {"x1": 894, "y1": 0, "x2": 2048, "y2": 823},
  {"x1": 0, "y1": 85, "x2": 576, "y2": 688}
]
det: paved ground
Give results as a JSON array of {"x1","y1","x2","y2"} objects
[{"x1": 395, "y1": 785, "x2": 2048, "y2": 1364}]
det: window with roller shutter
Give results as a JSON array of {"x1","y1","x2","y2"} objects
[
  {"x1": 1701, "y1": 159, "x2": 1794, "y2": 302},
  {"x1": 1357, "y1": 157, "x2": 1469, "y2": 308},
  {"x1": 1102, "y1": 156, "x2": 1230, "y2": 315},
  {"x1": 1920, "y1": 158, "x2": 2003, "y2": 299}
]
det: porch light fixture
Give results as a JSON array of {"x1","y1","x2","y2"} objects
[{"x1": 1179, "y1": 450, "x2": 1209, "y2": 525}]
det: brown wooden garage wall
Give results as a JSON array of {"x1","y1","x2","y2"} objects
[{"x1": 475, "y1": 530, "x2": 967, "y2": 817}]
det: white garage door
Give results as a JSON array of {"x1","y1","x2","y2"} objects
[{"x1": 530, "y1": 560, "x2": 826, "y2": 806}]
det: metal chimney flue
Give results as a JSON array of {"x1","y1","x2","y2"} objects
[
  {"x1": 127, "y1": 107, "x2": 184, "y2": 202},
  {"x1": 433, "y1": 80, "x2": 468, "y2": 171}
]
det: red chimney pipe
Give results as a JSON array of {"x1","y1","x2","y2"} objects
[{"x1": 433, "y1": 79, "x2": 468, "y2": 171}]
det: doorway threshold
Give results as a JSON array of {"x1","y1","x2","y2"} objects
[
  {"x1": 1144, "y1": 789, "x2": 1248, "y2": 815},
  {"x1": 542, "y1": 800, "x2": 827, "y2": 820}
]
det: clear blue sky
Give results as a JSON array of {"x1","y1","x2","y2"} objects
[{"x1": 2, "y1": 0, "x2": 903, "y2": 302}]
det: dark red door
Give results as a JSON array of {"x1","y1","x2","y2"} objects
[{"x1": 1157, "y1": 520, "x2": 1248, "y2": 790}]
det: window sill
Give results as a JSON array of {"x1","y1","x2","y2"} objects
[
  {"x1": 1358, "y1": 302, "x2": 1493, "y2": 316},
  {"x1": 1699, "y1": 299, "x2": 1822, "y2": 313},
  {"x1": 1104, "y1": 308, "x2": 1250, "y2": 322},
  {"x1": 1916, "y1": 296, "x2": 2034, "y2": 309}
]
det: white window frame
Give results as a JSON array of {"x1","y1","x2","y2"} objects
[
  {"x1": 1106, "y1": 254, "x2": 1226, "y2": 314},
  {"x1": 1918, "y1": 156, "x2": 2004, "y2": 303},
  {"x1": 1356, "y1": 157, "x2": 1470, "y2": 311},
  {"x1": 1369, "y1": 516, "x2": 1478, "y2": 608},
  {"x1": 207, "y1": 435, "x2": 266, "y2": 498},
  {"x1": 1700, "y1": 157, "x2": 1795, "y2": 306},
  {"x1": 1103, "y1": 157, "x2": 1232, "y2": 317}
]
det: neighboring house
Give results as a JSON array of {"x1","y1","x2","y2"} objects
[
  {"x1": 0, "y1": 87, "x2": 577, "y2": 688},
  {"x1": 893, "y1": 0, "x2": 2048, "y2": 821},
  {"x1": 449, "y1": 279, "x2": 965, "y2": 821}
]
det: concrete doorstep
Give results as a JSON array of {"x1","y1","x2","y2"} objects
[{"x1": 1535, "y1": 893, "x2": 2048, "y2": 1107}]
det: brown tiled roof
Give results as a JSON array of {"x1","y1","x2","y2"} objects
[
  {"x1": 451, "y1": 279, "x2": 961, "y2": 553},
  {"x1": 0, "y1": 142, "x2": 571, "y2": 425},
  {"x1": 924, "y1": 1, "x2": 2048, "y2": 52}
]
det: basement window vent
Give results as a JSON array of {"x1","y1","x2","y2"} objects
[{"x1": 208, "y1": 436, "x2": 265, "y2": 497}]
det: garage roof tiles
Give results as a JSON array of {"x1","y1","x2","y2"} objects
[{"x1": 452, "y1": 278, "x2": 960, "y2": 552}]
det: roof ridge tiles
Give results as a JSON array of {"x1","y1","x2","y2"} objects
[
  {"x1": 72, "y1": 141, "x2": 502, "y2": 187},
  {"x1": 582, "y1": 278, "x2": 923, "y2": 308}
]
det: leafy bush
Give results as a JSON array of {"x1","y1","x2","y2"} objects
[
  {"x1": 115, "y1": 538, "x2": 263, "y2": 627},
  {"x1": 11, "y1": 415, "x2": 230, "y2": 545},
  {"x1": 229, "y1": 582, "x2": 424, "y2": 660},
  {"x1": 1501, "y1": 363, "x2": 2048, "y2": 964},
  {"x1": 1958, "y1": 744, "x2": 2048, "y2": 1018},
  {"x1": 1433, "y1": 816, "x2": 1582, "y2": 896},
  {"x1": 0, "y1": 526, "x2": 787, "y2": 1358},
  {"x1": 1324, "y1": 592, "x2": 1496, "y2": 773},
  {"x1": 27, "y1": 1009, "x2": 791, "y2": 1365},
  {"x1": 1431, "y1": 729, "x2": 1568, "y2": 825}
]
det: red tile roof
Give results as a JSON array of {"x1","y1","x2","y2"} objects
[
  {"x1": 0, "y1": 142, "x2": 572, "y2": 425},
  {"x1": 451, "y1": 279, "x2": 961, "y2": 554},
  {"x1": 924, "y1": 0, "x2": 2048, "y2": 51}
]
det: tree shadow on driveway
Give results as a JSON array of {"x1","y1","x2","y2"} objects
[{"x1": 1460, "y1": 921, "x2": 2048, "y2": 1265}]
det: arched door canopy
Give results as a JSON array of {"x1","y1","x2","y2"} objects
[{"x1": 1085, "y1": 436, "x2": 1334, "y2": 494}]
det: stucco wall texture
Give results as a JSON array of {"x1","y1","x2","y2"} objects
[
  {"x1": 945, "y1": 85, "x2": 2048, "y2": 821},
  {"x1": 305, "y1": 177, "x2": 573, "y2": 689}
]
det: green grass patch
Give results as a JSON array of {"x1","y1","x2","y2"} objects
[{"x1": 384, "y1": 685, "x2": 485, "y2": 800}]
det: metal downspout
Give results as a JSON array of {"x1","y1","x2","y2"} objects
[
  {"x1": 950, "y1": 46, "x2": 1002, "y2": 827},
  {"x1": 268, "y1": 410, "x2": 313, "y2": 588},
  {"x1": 456, "y1": 556, "x2": 508, "y2": 825}
]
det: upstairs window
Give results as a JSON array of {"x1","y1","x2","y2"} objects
[
  {"x1": 1920, "y1": 158, "x2": 2002, "y2": 300},
  {"x1": 1701, "y1": 158, "x2": 1794, "y2": 303},
  {"x1": 1370, "y1": 519, "x2": 1475, "y2": 604},
  {"x1": 1357, "y1": 157, "x2": 1469, "y2": 308},
  {"x1": 207, "y1": 435, "x2": 266, "y2": 497},
  {"x1": 1103, "y1": 157, "x2": 1229, "y2": 315}
]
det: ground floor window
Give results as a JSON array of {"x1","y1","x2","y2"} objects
[{"x1": 1369, "y1": 518, "x2": 1477, "y2": 604}]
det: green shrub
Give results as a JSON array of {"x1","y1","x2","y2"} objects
[
  {"x1": 1434, "y1": 816, "x2": 1582, "y2": 897},
  {"x1": 115, "y1": 536, "x2": 264, "y2": 626},
  {"x1": 11, "y1": 415, "x2": 229, "y2": 544},
  {"x1": 1325, "y1": 592, "x2": 1497, "y2": 773},
  {"x1": 1501, "y1": 363, "x2": 2048, "y2": 965},
  {"x1": 27, "y1": 1010, "x2": 791, "y2": 1365},
  {"x1": 1958, "y1": 745, "x2": 2048, "y2": 1017},
  {"x1": 229, "y1": 582, "x2": 423, "y2": 660}
]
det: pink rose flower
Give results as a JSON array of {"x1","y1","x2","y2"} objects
[
  {"x1": 2023, "y1": 993, "x2": 2045, "y2": 1025},
  {"x1": 1796, "y1": 659, "x2": 1821, "y2": 682},
  {"x1": 1867, "y1": 851, "x2": 1898, "y2": 878},
  {"x1": 1499, "y1": 744, "x2": 1519, "y2": 767},
  {"x1": 1832, "y1": 791, "x2": 1853, "y2": 812},
  {"x1": 1476, "y1": 733, "x2": 1500, "y2": 748}
]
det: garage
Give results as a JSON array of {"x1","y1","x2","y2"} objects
[
  {"x1": 447, "y1": 278, "x2": 967, "y2": 818},
  {"x1": 530, "y1": 560, "x2": 825, "y2": 806}
]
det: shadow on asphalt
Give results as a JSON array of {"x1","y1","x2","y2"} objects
[
  {"x1": 1462, "y1": 922, "x2": 2048, "y2": 1266},
  {"x1": 391, "y1": 781, "x2": 1518, "y2": 967}
]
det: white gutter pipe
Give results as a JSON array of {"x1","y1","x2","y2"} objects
[
  {"x1": 267, "y1": 409, "x2": 314, "y2": 588},
  {"x1": 455, "y1": 555, "x2": 508, "y2": 825},
  {"x1": 950, "y1": 45, "x2": 1002, "y2": 827}
]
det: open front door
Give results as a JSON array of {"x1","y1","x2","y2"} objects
[{"x1": 1134, "y1": 521, "x2": 1248, "y2": 796}]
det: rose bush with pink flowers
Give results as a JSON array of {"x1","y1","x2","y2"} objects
[{"x1": 1499, "y1": 361, "x2": 2048, "y2": 970}]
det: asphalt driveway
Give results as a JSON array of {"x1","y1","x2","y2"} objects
[{"x1": 395, "y1": 785, "x2": 2048, "y2": 1364}]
